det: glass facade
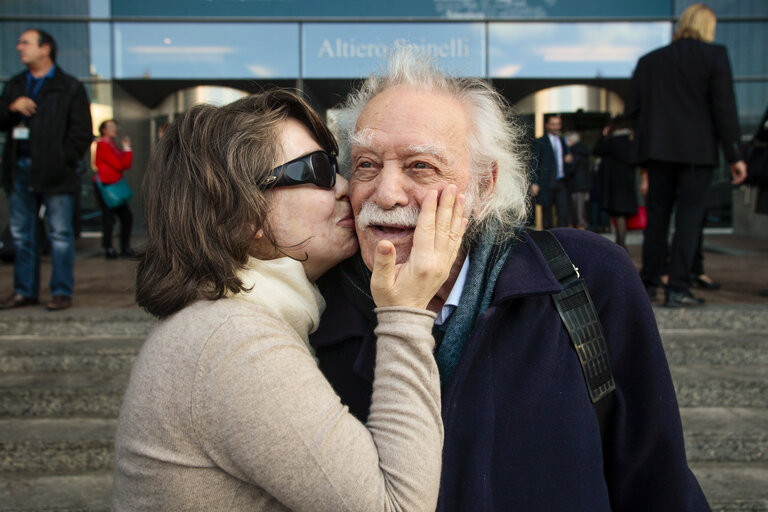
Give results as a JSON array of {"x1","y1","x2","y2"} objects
[{"x1": 1, "y1": 0, "x2": 767, "y2": 229}]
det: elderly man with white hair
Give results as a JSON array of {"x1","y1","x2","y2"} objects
[{"x1": 310, "y1": 47, "x2": 710, "y2": 511}]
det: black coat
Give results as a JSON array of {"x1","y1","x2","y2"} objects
[
  {"x1": 531, "y1": 133, "x2": 570, "y2": 206},
  {"x1": 626, "y1": 38, "x2": 741, "y2": 167},
  {"x1": 0, "y1": 66, "x2": 93, "y2": 194},
  {"x1": 565, "y1": 141, "x2": 592, "y2": 192},
  {"x1": 310, "y1": 229, "x2": 709, "y2": 511},
  {"x1": 594, "y1": 132, "x2": 638, "y2": 216}
]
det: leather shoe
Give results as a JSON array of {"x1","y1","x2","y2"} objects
[
  {"x1": 692, "y1": 274, "x2": 721, "y2": 291},
  {"x1": 105, "y1": 247, "x2": 119, "y2": 259},
  {"x1": 0, "y1": 293, "x2": 39, "y2": 309},
  {"x1": 121, "y1": 247, "x2": 136, "y2": 259},
  {"x1": 46, "y1": 295, "x2": 72, "y2": 311},
  {"x1": 664, "y1": 290, "x2": 705, "y2": 308}
]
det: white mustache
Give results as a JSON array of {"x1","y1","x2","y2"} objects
[{"x1": 356, "y1": 201, "x2": 420, "y2": 231}]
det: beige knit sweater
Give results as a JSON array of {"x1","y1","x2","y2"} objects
[{"x1": 112, "y1": 257, "x2": 443, "y2": 511}]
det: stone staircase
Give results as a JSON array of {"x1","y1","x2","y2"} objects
[
  {"x1": 0, "y1": 309, "x2": 151, "y2": 512},
  {"x1": 654, "y1": 306, "x2": 768, "y2": 512},
  {"x1": 0, "y1": 306, "x2": 766, "y2": 511}
]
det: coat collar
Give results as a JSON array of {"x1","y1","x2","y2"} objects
[{"x1": 491, "y1": 230, "x2": 564, "y2": 303}]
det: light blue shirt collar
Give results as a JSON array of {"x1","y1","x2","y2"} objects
[{"x1": 434, "y1": 254, "x2": 470, "y2": 327}]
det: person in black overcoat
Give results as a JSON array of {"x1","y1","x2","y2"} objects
[
  {"x1": 626, "y1": 3, "x2": 747, "y2": 307},
  {"x1": 593, "y1": 117, "x2": 638, "y2": 248},
  {"x1": 564, "y1": 131, "x2": 591, "y2": 229}
]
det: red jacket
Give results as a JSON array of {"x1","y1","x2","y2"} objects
[{"x1": 94, "y1": 137, "x2": 132, "y2": 185}]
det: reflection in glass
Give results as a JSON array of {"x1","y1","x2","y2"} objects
[
  {"x1": 717, "y1": 23, "x2": 768, "y2": 78},
  {"x1": 489, "y1": 22, "x2": 671, "y2": 78},
  {"x1": 114, "y1": 23, "x2": 299, "y2": 79},
  {"x1": 89, "y1": 23, "x2": 112, "y2": 79},
  {"x1": 735, "y1": 81, "x2": 768, "y2": 137},
  {"x1": 302, "y1": 23, "x2": 485, "y2": 78}
]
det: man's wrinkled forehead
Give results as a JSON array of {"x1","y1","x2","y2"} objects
[{"x1": 351, "y1": 127, "x2": 453, "y2": 166}]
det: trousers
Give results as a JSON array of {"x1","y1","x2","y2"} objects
[
  {"x1": 641, "y1": 162, "x2": 713, "y2": 293},
  {"x1": 9, "y1": 158, "x2": 75, "y2": 298}
]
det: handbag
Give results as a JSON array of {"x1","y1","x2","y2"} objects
[
  {"x1": 626, "y1": 206, "x2": 647, "y2": 230},
  {"x1": 96, "y1": 176, "x2": 133, "y2": 209}
]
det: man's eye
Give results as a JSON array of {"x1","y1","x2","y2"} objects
[{"x1": 412, "y1": 161, "x2": 436, "y2": 171}]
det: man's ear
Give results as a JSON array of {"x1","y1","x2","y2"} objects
[{"x1": 483, "y1": 161, "x2": 498, "y2": 199}]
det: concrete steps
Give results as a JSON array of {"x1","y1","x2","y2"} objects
[
  {"x1": 657, "y1": 317, "x2": 768, "y2": 511},
  {"x1": 0, "y1": 306, "x2": 765, "y2": 510}
]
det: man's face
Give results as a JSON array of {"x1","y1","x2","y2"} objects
[
  {"x1": 16, "y1": 31, "x2": 47, "y2": 67},
  {"x1": 545, "y1": 116, "x2": 562, "y2": 136},
  {"x1": 349, "y1": 85, "x2": 474, "y2": 268}
]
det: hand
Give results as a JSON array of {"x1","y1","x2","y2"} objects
[
  {"x1": 639, "y1": 169, "x2": 649, "y2": 196},
  {"x1": 370, "y1": 185, "x2": 467, "y2": 310},
  {"x1": 530, "y1": 183, "x2": 540, "y2": 196},
  {"x1": 9, "y1": 96, "x2": 36, "y2": 117},
  {"x1": 121, "y1": 136, "x2": 131, "y2": 149},
  {"x1": 564, "y1": 154, "x2": 573, "y2": 164},
  {"x1": 730, "y1": 160, "x2": 747, "y2": 185}
]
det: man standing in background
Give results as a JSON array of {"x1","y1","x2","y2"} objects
[
  {"x1": 0, "y1": 29, "x2": 93, "y2": 311},
  {"x1": 626, "y1": 3, "x2": 747, "y2": 307},
  {"x1": 532, "y1": 114, "x2": 573, "y2": 228}
]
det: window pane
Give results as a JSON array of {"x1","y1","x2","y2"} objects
[
  {"x1": 489, "y1": 22, "x2": 671, "y2": 79},
  {"x1": 717, "y1": 22, "x2": 768, "y2": 78},
  {"x1": 113, "y1": 23, "x2": 299, "y2": 79}
]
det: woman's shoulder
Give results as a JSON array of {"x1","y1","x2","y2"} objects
[{"x1": 156, "y1": 298, "x2": 296, "y2": 342}]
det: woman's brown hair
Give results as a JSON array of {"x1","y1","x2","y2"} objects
[{"x1": 136, "y1": 89, "x2": 338, "y2": 318}]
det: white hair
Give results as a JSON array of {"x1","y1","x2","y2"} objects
[{"x1": 335, "y1": 46, "x2": 531, "y2": 241}]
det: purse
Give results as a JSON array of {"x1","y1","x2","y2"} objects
[
  {"x1": 626, "y1": 206, "x2": 647, "y2": 230},
  {"x1": 96, "y1": 176, "x2": 133, "y2": 209}
]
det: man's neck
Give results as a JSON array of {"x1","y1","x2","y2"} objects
[
  {"x1": 427, "y1": 248, "x2": 467, "y2": 313},
  {"x1": 27, "y1": 60, "x2": 54, "y2": 79}
]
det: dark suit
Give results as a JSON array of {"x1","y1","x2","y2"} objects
[
  {"x1": 532, "y1": 133, "x2": 571, "y2": 228},
  {"x1": 626, "y1": 38, "x2": 741, "y2": 294}
]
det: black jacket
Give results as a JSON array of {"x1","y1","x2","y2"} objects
[
  {"x1": 0, "y1": 66, "x2": 93, "y2": 194},
  {"x1": 565, "y1": 141, "x2": 592, "y2": 191},
  {"x1": 626, "y1": 38, "x2": 741, "y2": 167}
]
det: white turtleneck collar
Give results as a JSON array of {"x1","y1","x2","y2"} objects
[{"x1": 231, "y1": 257, "x2": 325, "y2": 351}]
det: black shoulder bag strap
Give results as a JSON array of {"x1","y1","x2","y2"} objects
[{"x1": 525, "y1": 229, "x2": 616, "y2": 441}]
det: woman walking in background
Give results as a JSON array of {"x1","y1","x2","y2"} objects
[
  {"x1": 93, "y1": 119, "x2": 134, "y2": 258},
  {"x1": 594, "y1": 116, "x2": 638, "y2": 249}
]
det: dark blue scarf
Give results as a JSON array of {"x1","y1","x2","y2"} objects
[{"x1": 435, "y1": 222, "x2": 518, "y2": 387}]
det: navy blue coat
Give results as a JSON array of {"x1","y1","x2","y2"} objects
[{"x1": 311, "y1": 229, "x2": 710, "y2": 511}]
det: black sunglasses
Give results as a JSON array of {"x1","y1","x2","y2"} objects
[{"x1": 260, "y1": 150, "x2": 338, "y2": 190}]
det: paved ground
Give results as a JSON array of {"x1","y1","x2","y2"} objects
[{"x1": 0, "y1": 229, "x2": 767, "y2": 311}]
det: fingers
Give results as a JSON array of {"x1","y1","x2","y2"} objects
[
  {"x1": 370, "y1": 240, "x2": 397, "y2": 306},
  {"x1": 410, "y1": 189, "x2": 438, "y2": 255}
]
